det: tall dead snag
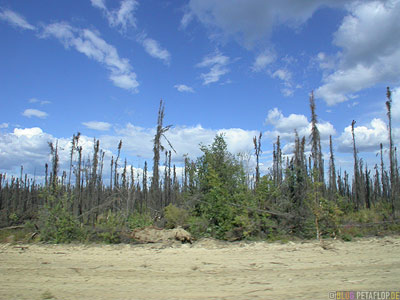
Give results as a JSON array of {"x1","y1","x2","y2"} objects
[
  {"x1": 380, "y1": 143, "x2": 388, "y2": 200},
  {"x1": 143, "y1": 161, "x2": 148, "y2": 211},
  {"x1": 351, "y1": 120, "x2": 361, "y2": 209},
  {"x1": 151, "y1": 99, "x2": 175, "y2": 210},
  {"x1": 373, "y1": 164, "x2": 381, "y2": 205},
  {"x1": 48, "y1": 141, "x2": 59, "y2": 193},
  {"x1": 75, "y1": 144, "x2": 83, "y2": 218},
  {"x1": 90, "y1": 139, "x2": 100, "y2": 223},
  {"x1": 273, "y1": 136, "x2": 283, "y2": 186},
  {"x1": 309, "y1": 91, "x2": 324, "y2": 183},
  {"x1": 68, "y1": 133, "x2": 80, "y2": 188},
  {"x1": 110, "y1": 156, "x2": 114, "y2": 190},
  {"x1": 386, "y1": 87, "x2": 395, "y2": 214},
  {"x1": 253, "y1": 132, "x2": 262, "y2": 189},
  {"x1": 365, "y1": 165, "x2": 371, "y2": 209},
  {"x1": 114, "y1": 140, "x2": 122, "y2": 189},
  {"x1": 328, "y1": 135, "x2": 337, "y2": 195}
]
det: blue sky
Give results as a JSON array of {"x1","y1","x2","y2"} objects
[{"x1": 1, "y1": 0, "x2": 399, "y2": 180}]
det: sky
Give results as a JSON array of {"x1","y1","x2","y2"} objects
[{"x1": 1, "y1": 0, "x2": 400, "y2": 181}]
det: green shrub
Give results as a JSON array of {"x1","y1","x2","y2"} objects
[
  {"x1": 9, "y1": 212, "x2": 19, "y2": 224},
  {"x1": 341, "y1": 233, "x2": 352, "y2": 242},
  {"x1": 38, "y1": 194, "x2": 85, "y2": 243},
  {"x1": 164, "y1": 204, "x2": 189, "y2": 229},
  {"x1": 127, "y1": 211, "x2": 153, "y2": 230},
  {"x1": 95, "y1": 211, "x2": 125, "y2": 244},
  {"x1": 226, "y1": 211, "x2": 276, "y2": 240},
  {"x1": 187, "y1": 215, "x2": 210, "y2": 238}
]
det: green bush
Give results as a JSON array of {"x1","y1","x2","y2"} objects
[
  {"x1": 38, "y1": 194, "x2": 85, "y2": 243},
  {"x1": 226, "y1": 210, "x2": 277, "y2": 240},
  {"x1": 127, "y1": 211, "x2": 153, "y2": 230},
  {"x1": 187, "y1": 215, "x2": 210, "y2": 238},
  {"x1": 341, "y1": 233, "x2": 353, "y2": 242},
  {"x1": 9, "y1": 212, "x2": 19, "y2": 224},
  {"x1": 95, "y1": 211, "x2": 125, "y2": 244},
  {"x1": 164, "y1": 204, "x2": 189, "y2": 229}
]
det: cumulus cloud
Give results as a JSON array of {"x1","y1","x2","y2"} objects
[
  {"x1": 137, "y1": 34, "x2": 171, "y2": 64},
  {"x1": 183, "y1": 0, "x2": 350, "y2": 48},
  {"x1": 0, "y1": 127, "x2": 114, "y2": 178},
  {"x1": 40, "y1": 22, "x2": 139, "y2": 92},
  {"x1": 91, "y1": 0, "x2": 138, "y2": 32},
  {"x1": 105, "y1": 123, "x2": 258, "y2": 161},
  {"x1": 264, "y1": 107, "x2": 336, "y2": 152},
  {"x1": 316, "y1": 0, "x2": 400, "y2": 105},
  {"x1": 0, "y1": 128, "x2": 52, "y2": 174},
  {"x1": 82, "y1": 121, "x2": 112, "y2": 131},
  {"x1": 196, "y1": 52, "x2": 230, "y2": 85},
  {"x1": 22, "y1": 109, "x2": 48, "y2": 119},
  {"x1": 13, "y1": 127, "x2": 44, "y2": 138},
  {"x1": 174, "y1": 84, "x2": 194, "y2": 93},
  {"x1": 1, "y1": 123, "x2": 261, "y2": 178},
  {"x1": 0, "y1": 8, "x2": 36, "y2": 30},
  {"x1": 337, "y1": 118, "x2": 390, "y2": 153}
]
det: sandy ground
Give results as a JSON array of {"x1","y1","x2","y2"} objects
[{"x1": 0, "y1": 236, "x2": 399, "y2": 300}]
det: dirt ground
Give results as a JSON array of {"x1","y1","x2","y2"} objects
[{"x1": 0, "y1": 236, "x2": 399, "y2": 300}]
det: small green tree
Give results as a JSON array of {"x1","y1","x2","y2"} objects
[
  {"x1": 195, "y1": 134, "x2": 249, "y2": 238},
  {"x1": 306, "y1": 179, "x2": 342, "y2": 240},
  {"x1": 38, "y1": 190, "x2": 84, "y2": 243}
]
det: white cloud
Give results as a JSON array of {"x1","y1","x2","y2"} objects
[
  {"x1": 197, "y1": 52, "x2": 229, "y2": 68},
  {"x1": 137, "y1": 34, "x2": 171, "y2": 64},
  {"x1": 337, "y1": 118, "x2": 390, "y2": 153},
  {"x1": 196, "y1": 52, "x2": 230, "y2": 85},
  {"x1": 109, "y1": 73, "x2": 138, "y2": 90},
  {"x1": 180, "y1": 11, "x2": 193, "y2": 29},
  {"x1": 282, "y1": 88, "x2": 294, "y2": 97},
  {"x1": 272, "y1": 69, "x2": 291, "y2": 82},
  {"x1": 0, "y1": 124, "x2": 259, "y2": 179},
  {"x1": 0, "y1": 123, "x2": 8, "y2": 129},
  {"x1": 29, "y1": 98, "x2": 51, "y2": 105},
  {"x1": 0, "y1": 8, "x2": 35, "y2": 30},
  {"x1": 91, "y1": 0, "x2": 107, "y2": 10},
  {"x1": 316, "y1": 52, "x2": 336, "y2": 71},
  {"x1": 216, "y1": 128, "x2": 259, "y2": 154},
  {"x1": 266, "y1": 108, "x2": 308, "y2": 132},
  {"x1": 0, "y1": 127, "x2": 51, "y2": 173},
  {"x1": 252, "y1": 50, "x2": 276, "y2": 72},
  {"x1": 82, "y1": 121, "x2": 112, "y2": 131},
  {"x1": 40, "y1": 22, "x2": 139, "y2": 92},
  {"x1": 271, "y1": 68, "x2": 294, "y2": 97},
  {"x1": 13, "y1": 127, "x2": 44, "y2": 138},
  {"x1": 183, "y1": 0, "x2": 350, "y2": 48},
  {"x1": 391, "y1": 87, "x2": 400, "y2": 121},
  {"x1": 108, "y1": 123, "x2": 258, "y2": 161},
  {"x1": 92, "y1": 1, "x2": 170, "y2": 65},
  {"x1": 0, "y1": 127, "x2": 112, "y2": 177},
  {"x1": 265, "y1": 107, "x2": 336, "y2": 150},
  {"x1": 91, "y1": 0, "x2": 138, "y2": 32},
  {"x1": 174, "y1": 84, "x2": 194, "y2": 93},
  {"x1": 201, "y1": 65, "x2": 229, "y2": 85},
  {"x1": 22, "y1": 108, "x2": 48, "y2": 119},
  {"x1": 316, "y1": 0, "x2": 400, "y2": 105}
]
